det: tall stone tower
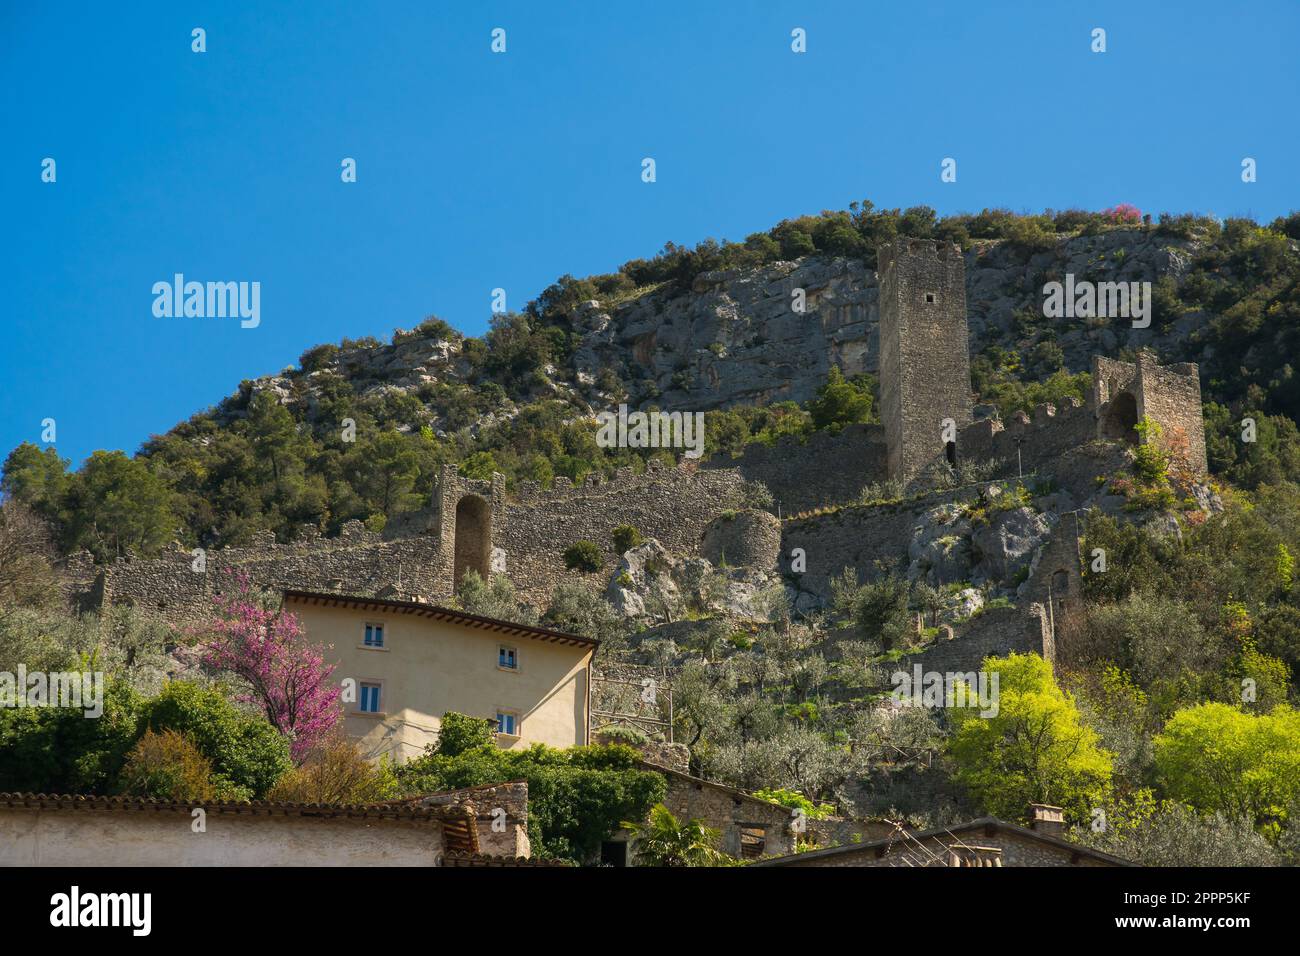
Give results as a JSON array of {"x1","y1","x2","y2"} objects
[{"x1": 877, "y1": 238, "x2": 973, "y2": 484}]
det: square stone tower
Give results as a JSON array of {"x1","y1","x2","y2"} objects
[{"x1": 877, "y1": 238, "x2": 973, "y2": 484}]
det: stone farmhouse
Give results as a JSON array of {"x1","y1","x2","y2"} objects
[
  {"x1": 594, "y1": 761, "x2": 798, "y2": 865},
  {"x1": 753, "y1": 804, "x2": 1131, "y2": 868}
]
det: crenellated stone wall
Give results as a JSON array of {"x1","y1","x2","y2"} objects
[{"x1": 958, "y1": 399, "x2": 1098, "y2": 488}]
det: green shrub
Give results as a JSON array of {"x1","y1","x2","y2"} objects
[
  {"x1": 435, "y1": 712, "x2": 496, "y2": 757},
  {"x1": 598, "y1": 725, "x2": 648, "y2": 746},
  {"x1": 298, "y1": 343, "x2": 339, "y2": 372},
  {"x1": 753, "y1": 787, "x2": 835, "y2": 820},
  {"x1": 267, "y1": 734, "x2": 399, "y2": 804},
  {"x1": 807, "y1": 366, "x2": 875, "y2": 431},
  {"x1": 139, "y1": 681, "x2": 292, "y2": 800},
  {"x1": 0, "y1": 678, "x2": 142, "y2": 794},
  {"x1": 118, "y1": 728, "x2": 221, "y2": 802},
  {"x1": 612, "y1": 525, "x2": 643, "y2": 554},
  {"x1": 396, "y1": 723, "x2": 666, "y2": 862},
  {"x1": 1133, "y1": 417, "x2": 1171, "y2": 483},
  {"x1": 563, "y1": 540, "x2": 603, "y2": 573}
]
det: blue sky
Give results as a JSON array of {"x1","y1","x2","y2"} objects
[{"x1": 3, "y1": 0, "x2": 1298, "y2": 468}]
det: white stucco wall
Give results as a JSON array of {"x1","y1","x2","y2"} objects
[{"x1": 0, "y1": 808, "x2": 446, "y2": 867}]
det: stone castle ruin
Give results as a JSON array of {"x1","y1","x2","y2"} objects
[
  {"x1": 877, "y1": 238, "x2": 973, "y2": 484},
  {"x1": 70, "y1": 239, "x2": 1209, "y2": 676}
]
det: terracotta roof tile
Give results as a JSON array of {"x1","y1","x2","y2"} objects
[{"x1": 281, "y1": 589, "x2": 598, "y2": 648}]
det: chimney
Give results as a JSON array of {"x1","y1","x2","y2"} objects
[{"x1": 1028, "y1": 804, "x2": 1064, "y2": 837}]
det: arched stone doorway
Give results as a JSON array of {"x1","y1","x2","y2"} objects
[
  {"x1": 1100, "y1": 392, "x2": 1139, "y2": 444},
  {"x1": 1051, "y1": 568, "x2": 1071, "y2": 610},
  {"x1": 453, "y1": 495, "x2": 492, "y2": 587}
]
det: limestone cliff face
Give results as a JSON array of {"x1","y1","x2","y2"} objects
[
  {"x1": 572, "y1": 256, "x2": 877, "y2": 411},
  {"x1": 230, "y1": 227, "x2": 1209, "y2": 426},
  {"x1": 577, "y1": 227, "x2": 1206, "y2": 414}
]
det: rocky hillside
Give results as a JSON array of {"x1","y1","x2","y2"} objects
[
  {"x1": 242, "y1": 218, "x2": 1297, "y2": 425},
  {"x1": 6, "y1": 204, "x2": 1300, "y2": 556}
]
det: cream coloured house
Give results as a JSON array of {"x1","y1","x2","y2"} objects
[{"x1": 283, "y1": 589, "x2": 596, "y2": 762}]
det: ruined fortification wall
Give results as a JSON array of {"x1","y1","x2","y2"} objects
[
  {"x1": 88, "y1": 459, "x2": 752, "y2": 622},
  {"x1": 1092, "y1": 356, "x2": 1137, "y2": 406},
  {"x1": 705, "y1": 422, "x2": 889, "y2": 514},
  {"x1": 504, "y1": 460, "x2": 747, "y2": 604},
  {"x1": 959, "y1": 400, "x2": 1097, "y2": 484},
  {"x1": 781, "y1": 502, "x2": 922, "y2": 600},
  {"x1": 779, "y1": 477, "x2": 1057, "y2": 601},
  {"x1": 1092, "y1": 351, "x2": 1208, "y2": 476},
  {"x1": 700, "y1": 509, "x2": 783, "y2": 570},
  {"x1": 1136, "y1": 352, "x2": 1208, "y2": 476},
  {"x1": 897, "y1": 603, "x2": 1053, "y2": 676},
  {"x1": 1021, "y1": 511, "x2": 1082, "y2": 632},
  {"x1": 94, "y1": 524, "x2": 447, "y2": 626}
]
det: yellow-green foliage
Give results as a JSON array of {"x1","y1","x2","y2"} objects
[
  {"x1": 1133, "y1": 416, "x2": 1171, "y2": 484},
  {"x1": 1154, "y1": 702, "x2": 1300, "y2": 831},
  {"x1": 948, "y1": 653, "x2": 1113, "y2": 822},
  {"x1": 753, "y1": 787, "x2": 835, "y2": 820},
  {"x1": 1275, "y1": 543, "x2": 1294, "y2": 593}
]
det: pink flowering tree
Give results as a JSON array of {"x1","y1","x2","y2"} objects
[
  {"x1": 1103, "y1": 203, "x2": 1142, "y2": 225},
  {"x1": 203, "y1": 573, "x2": 342, "y2": 762}
]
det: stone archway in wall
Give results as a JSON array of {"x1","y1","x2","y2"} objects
[
  {"x1": 1100, "y1": 391, "x2": 1139, "y2": 444},
  {"x1": 453, "y1": 495, "x2": 492, "y2": 587}
]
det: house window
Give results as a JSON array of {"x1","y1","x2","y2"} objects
[
  {"x1": 364, "y1": 623, "x2": 384, "y2": 648},
  {"x1": 739, "y1": 826, "x2": 767, "y2": 859},
  {"x1": 496, "y1": 711, "x2": 519, "y2": 736},
  {"x1": 498, "y1": 645, "x2": 518, "y2": 671},
  {"x1": 359, "y1": 682, "x2": 382, "y2": 714},
  {"x1": 600, "y1": 840, "x2": 629, "y2": 867}
]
